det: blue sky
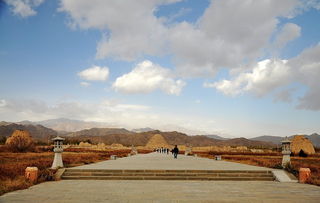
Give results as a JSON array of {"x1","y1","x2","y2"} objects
[{"x1": 0, "y1": 0, "x2": 320, "y2": 137}]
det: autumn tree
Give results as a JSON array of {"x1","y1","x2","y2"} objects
[{"x1": 5, "y1": 130, "x2": 34, "y2": 152}]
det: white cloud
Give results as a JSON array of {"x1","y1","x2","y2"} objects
[
  {"x1": 210, "y1": 59, "x2": 292, "y2": 97},
  {"x1": 0, "y1": 98, "x2": 225, "y2": 135},
  {"x1": 5, "y1": 0, "x2": 44, "y2": 18},
  {"x1": 297, "y1": 86, "x2": 320, "y2": 110},
  {"x1": 273, "y1": 23, "x2": 301, "y2": 49},
  {"x1": 170, "y1": 0, "x2": 300, "y2": 77},
  {"x1": 78, "y1": 65, "x2": 109, "y2": 81},
  {"x1": 113, "y1": 60, "x2": 185, "y2": 95},
  {"x1": 101, "y1": 100, "x2": 150, "y2": 112},
  {"x1": 59, "y1": 0, "x2": 305, "y2": 77},
  {"x1": 0, "y1": 98, "x2": 150, "y2": 122},
  {"x1": 1, "y1": 97, "x2": 319, "y2": 137},
  {"x1": 80, "y1": 82, "x2": 90, "y2": 87},
  {"x1": 209, "y1": 43, "x2": 320, "y2": 110},
  {"x1": 59, "y1": 0, "x2": 175, "y2": 61},
  {"x1": 0, "y1": 99, "x2": 7, "y2": 108},
  {"x1": 290, "y1": 44, "x2": 320, "y2": 110}
]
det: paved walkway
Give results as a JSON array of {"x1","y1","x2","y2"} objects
[
  {"x1": 1, "y1": 153, "x2": 320, "y2": 202},
  {"x1": 73, "y1": 152, "x2": 272, "y2": 170}
]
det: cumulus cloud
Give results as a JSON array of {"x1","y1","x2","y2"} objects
[
  {"x1": 290, "y1": 44, "x2": 320, "y2": 110},
  {"x1": 170, "y1": 0, "x2": 301, "y2": 77},
  {"x1": 209, "y1": 43, "x2": 320, "y2": 110},
  {"x1": 59, "y1": 0, "x2": 175, "y2": 61},
  {"x1": 78, "y1": 65, "x2": 109, "y2": 81},
  {"x1": 209, "y1": 59, "x2": 292, "y2": 97},
  {"x1": 113, "y1": 60, "x2": 185, "y2": 95},
  {"x1": 5, "y1": 0, "x2": 44, "y2": 18},
  {"x1": 58, "y1": 0, "x2": 319, "y2": 110},
  {"x1": 58, "y1": 0, "x2": 306, "y2": 77}
]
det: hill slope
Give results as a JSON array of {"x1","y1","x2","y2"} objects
[
  {"x1": 251, "y1": 134, "x2": 320, "y2": 147},
  {"x1": 67, "y1": 129, "x2": 275, "y2": 147},
  {"x1": 18, "y1": 118, "x2": 113, "y2": 132},
  {"x1": 0, "y1": 123, "x2": 57, "y2": 141},
  {"x1": 250, "y1": 135, "x2": 284, "y2": 145}
]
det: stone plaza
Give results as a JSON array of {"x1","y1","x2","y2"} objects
[{"x1": 1, "y1": 153, "x2": 320, "y2": 202}]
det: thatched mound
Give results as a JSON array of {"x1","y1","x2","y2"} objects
[
  {"x1": 110, "y1": 143, "x2": 124, "y2": 148},
  {"x1": 146, "y1": 134, "x2": 171, "y2": 149},
  {"x1": 291, "y1": 135, "x2": 315, "y2": 155}
]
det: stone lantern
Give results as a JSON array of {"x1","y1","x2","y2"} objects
[
  {"x1": 281, "y1": 137, "x2": 291, "y2": 168},
  {"x1": 51, "y1": 136, "x2": 65, "y2": 169},
  {"x1": 131, "y1": 145, "x2": 138, "y2": 155},
  {"x1": 185, "y1": 145, "x2": 192, "y2": 156}
]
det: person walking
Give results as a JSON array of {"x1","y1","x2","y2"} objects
[{"x1": 173, "y1": 145, "x2": 179, "y2": 159}]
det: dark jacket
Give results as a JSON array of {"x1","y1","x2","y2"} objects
[{"x1": 173, "y1": 146, "x2": 179, "y2": 154}]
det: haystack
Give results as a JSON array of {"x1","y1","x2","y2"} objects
[
  {"x1": 145, "y1": 134, "x2": 171, "y2": 149},
  {"x1": 110, "y1": 143, "x2": 124, "y2": 148},
  {"x1": 291, "y1": 135, "x2": 315, "y2": 155},
  {"x1": 79, "y1": 142, "x2": 91, "y2": 147}
]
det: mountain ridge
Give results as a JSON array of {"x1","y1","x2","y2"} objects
[
  {"x1": 250, "y1": 134, "x2": 320, "y2": 147},
  {"x1": 1, "y1": 120, "x2": 318, "y2": 148}
]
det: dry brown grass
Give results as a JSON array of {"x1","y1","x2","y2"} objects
[
  {"x1": 0, "y1": 147, "x2": 134, "y2": 195},
  {"x1": 197, "y1": 151, "x2": 320, "y2": 186}
]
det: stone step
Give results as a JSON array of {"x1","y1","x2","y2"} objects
[
  {"x1": 61, "y1": 175, "x2": 274, "y2": 181},
  {"x1": 62, "y1": 169, "x2": 274, "y2": 181},
  {"x1": 64, "y1": 169, "x2": 272, "y2": 174},
  {"x1": 63, "y1": 172, "x2": 273, "y2": 178}
]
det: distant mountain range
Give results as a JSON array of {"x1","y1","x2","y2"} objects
[
  {"x1": 250, "y1": 135, "x2": 284, "y2": 145},
  {"x1": 17, "y1": 118, "x2": 113, "y2": 132},
  {"x1": 132, "y1": 127, "x2": 155, "y2": 133},
  {"x1": 250, "y1": 134, "x2": 320, "y2": 147},
  {"x1": 205, "y1": 134, "x2": 229, "y2": 140},
  {"x1": 65, "y1": 129, "x2": 276, "y2": 147},
  {"x1": 0, "y1": 119, "x2": 319, "y2": 148},
  {"x1": 0, "y1": 123, "x2": 57, "y2": 142}
]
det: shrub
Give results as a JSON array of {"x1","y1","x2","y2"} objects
[
  {"x1": 5, "y1": 130, "x2": 35, "y2": 152},
  {"x1": 0, "y1": 136, "x2": 7, "y2": 144},
  {"x1": 285, "y1": 163, "x2": 299, "y2": 176}
]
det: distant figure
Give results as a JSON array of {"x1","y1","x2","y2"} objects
[
  {"x1": 166, "y1": 148, "x2": 169, "y2": 154},
  {"x1": 173, "y1": 145, "x2": 179, "y2": 159}
]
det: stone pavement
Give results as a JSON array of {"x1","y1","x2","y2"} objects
[
  {"x1": 73, "y1": 152, "x2": 271, "y2": 170},
  {"x1": 1, "y1": 153, "x2": 320, "y2": 202}
]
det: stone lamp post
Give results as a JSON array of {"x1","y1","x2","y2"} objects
[
  {"x1": 281, "y1": 137, "x2": 291, "y2": 168},
  {"x1": 131, "y1": 145, "x2": 138, "y2": 155},
  {"x1": 185, "y1": 145, "x2": 192, "y2": 156},
  {"x1": 51, "y1": 136, "x2": 65, "y2": 169}
]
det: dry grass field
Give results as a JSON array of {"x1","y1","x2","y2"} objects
[
  {"x1": 0, "y1": 146, "x2": 151, "y2": 195},
  {"x1": 1, "y1": 145, "x2": 319, "y2": 195},
  {"x1": 197, "y1": 151, "x2": 320, "y2": 186}
]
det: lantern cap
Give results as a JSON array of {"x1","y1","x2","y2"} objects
[
  {"x1": 281, "y1": 136, "x2": 291, "y2": 143},
  {"x1": 52, "y1": 136, "x2": 65, "y2": 141}
]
